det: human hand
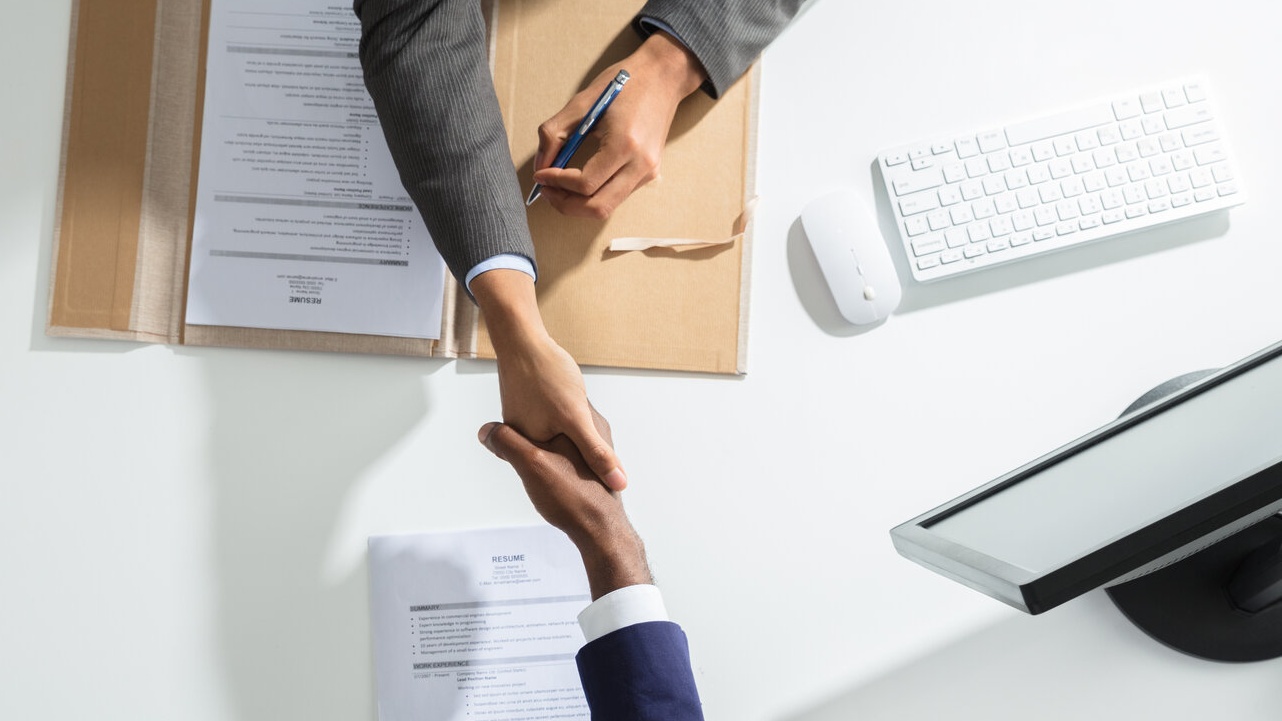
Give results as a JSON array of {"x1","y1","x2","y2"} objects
[
  {"x1": 470, "y1": 269, "x2": 627, "y2": 491},
  {"x1": 478, "y1": 417, "x2": 651, "y2": 600},
  {"x1": 531, "y1": 31, "x2": 706, "y2": 219}
]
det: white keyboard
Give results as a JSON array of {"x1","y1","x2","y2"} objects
[{"x1": 878, "y1": 76, "x2": 1244, "y2": 282}]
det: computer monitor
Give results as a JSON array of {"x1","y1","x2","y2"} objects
[{"x1": 891, "y1": 340, "x2": 1282, "y2": 662}]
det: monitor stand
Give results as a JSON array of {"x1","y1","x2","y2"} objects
[{"x1": 1105, "y1": 371, "x2": 1282, "y2": 662}]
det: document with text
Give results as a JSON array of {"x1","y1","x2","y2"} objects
[
  {"x1": 186, "y1": 0, "x2": 445, "y2": 338},
  {"x1": 368, "y1": 526, "x2": 593, "y2": 721}
]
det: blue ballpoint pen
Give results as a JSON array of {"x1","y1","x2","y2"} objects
[{"x1": 526, "y1": 69, "x2": 631, "y2": 206}]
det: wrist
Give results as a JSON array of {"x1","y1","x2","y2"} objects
[
  {"x1": 470, "y1": 269, "x2": 548, "y2": 355},
  {"x1": 577, "y1": 525, "x2": 653, "y2": 601},
  {"x1": 636, "y1": 30, "x2": 706, "y2": 99}
]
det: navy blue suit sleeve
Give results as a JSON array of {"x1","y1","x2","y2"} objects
[{"x1": 575, "y1": 621, "x2": 704, "y2": 720}]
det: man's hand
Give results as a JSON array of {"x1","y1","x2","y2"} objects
[
  {"x1": 531, "y1": 31, "x2": 706, "y2": 219},
  {"x1": 479, "y1": 416, "x2": 651, "y2": 600},
  {"x1": 470, "y1": 269, "x2": 627, "y2": 491}
]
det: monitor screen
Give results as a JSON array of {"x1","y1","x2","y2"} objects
[{"x1": 892, "y1": 340, "x2": 1282, "y2": 614}]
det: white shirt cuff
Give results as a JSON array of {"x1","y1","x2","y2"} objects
[
  {"x1": 577, "y1": 584, "x2": 669, "y2": 643},
  {"x1": 636, "y1": 17, "x2": 689, "y2": 49},
  {"x1": 464, "y1": 254, "x2": 537, "y2": 294}
]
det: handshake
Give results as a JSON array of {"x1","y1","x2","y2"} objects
[{"x1": 477, "y1": 408, "x2": 705, "y2": 721}]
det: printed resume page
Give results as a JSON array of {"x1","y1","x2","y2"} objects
[
  {"x1": 368, "y1": 526, "x2": 593, "y2": 721},
  {"x1": 186, "y1": 0, "x2": 446, "y2": 338}
]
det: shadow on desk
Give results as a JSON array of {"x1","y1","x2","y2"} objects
[
  {"x1": 777, "y1": 591, "x2": 1282, "y2": 721},
  {"x1": 191, "y1": 346, "x2": 445, "y2": 721}
]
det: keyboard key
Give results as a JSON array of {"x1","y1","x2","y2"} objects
[
  {"x1": 1113, "y1": 98, "x2": 1141, "y2": 120},
  {"x1": 964, "y1": 245, "x2": 986, "y2": 259},
  {"x1": 1165, "y1": 103, "x2": 1213, "y2": 129},
  {"x1": 1183, "y1": 125, "x2": 1219, "y2": 146},
  {"x1": 1162, "y1": 87, "x2": 1187, "y2": 108},
  {"x1": 1140, "y1": 92, "x2": 1163, "y2": 113},
  {"x1": 955, "y1": 137, "x2": 980, "y2": 158},
  {"x1": 885, "y1": 151, "x2": 909, "y2": 166},
  {"x1": 1006, "y1": 104, "x2": 1115, "y2": 145},
  {"x1": 899, "y1": 193, "x2": 940, "y2": 216},
  {"x1": 917, "y1": 255, "x2": 941, "y2": 271},
  {"x1": 912, "y1": 236, "x2": 945, "y2": 256},
  {"x1": 893, "y1": 168, "x2": 944, "y2": 196},
  {"x1": 1194, "y1": 144, "x2": 1227, "y2": 165},
  {"x1": 977, "y1": 130, "x2": 1007, "y2": 153}
]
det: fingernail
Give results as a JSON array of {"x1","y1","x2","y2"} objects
[
  {"x1": 478, "y1": 422, "x2": 498, "y2": 445},
  {"x1": 604, "y1": 468, "x2": 627, "y2": 491}
]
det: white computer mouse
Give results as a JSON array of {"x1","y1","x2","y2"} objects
[{"x1": 800, "y1": 189, "x2": 902, "y2": 325}]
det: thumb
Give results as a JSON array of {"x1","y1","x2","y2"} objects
[
  {"x1": 478, "y1": 421, "x2": 534, "y2": 463},
  {"x1": 567, "y1": 423, "x2": 627, "y2": 491}
]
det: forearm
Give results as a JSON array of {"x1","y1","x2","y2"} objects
[{"x1": 355, "y1": 0, "x2": 535, "y2": 284}]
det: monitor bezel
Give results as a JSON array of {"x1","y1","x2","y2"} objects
[{"x1": 891, "y1": 339, "x2": 1282, "y2": 614}]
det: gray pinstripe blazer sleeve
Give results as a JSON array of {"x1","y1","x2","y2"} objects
[
  {"x1": 353, "y1": 0, "x2": 802, "y2": 287},
  {"x1": 636, "y1": 0, "x2": 805, "y2": 99},
  {"x1": 354, "y1": 0, "x2": 535, "y2": 286}
]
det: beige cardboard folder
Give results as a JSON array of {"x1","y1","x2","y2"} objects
[{"x1": 48, "y1": 0, "x2": 756, "y2": 374}]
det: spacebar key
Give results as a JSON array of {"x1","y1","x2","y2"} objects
[{"x1": 1005, "y1": 103, "x2": 1116, "y2": 146}]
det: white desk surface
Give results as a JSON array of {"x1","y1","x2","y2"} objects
[{"x1": 3, "y1": 1, "x2": 1280, "y2": 719}]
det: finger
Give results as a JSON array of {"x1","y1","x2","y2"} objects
[
  {"x1": 566, "y1": 422, "x2": 627, "y2": 492},
  {"x1": 535, "y1": 105, "x2": 585, "y2": 171},
  {"x1": 479, "y1": 421, "x2": 538, "y2": 465},
  {"x1": 587, "y1": 401, "x2": 614, "y2": 447},
  {"x1": 533, "y1": 139, "x2": 632, "y2": 198},
  {"x1": 539, "y1": 167, "x2": 641, "y2": 220}
]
